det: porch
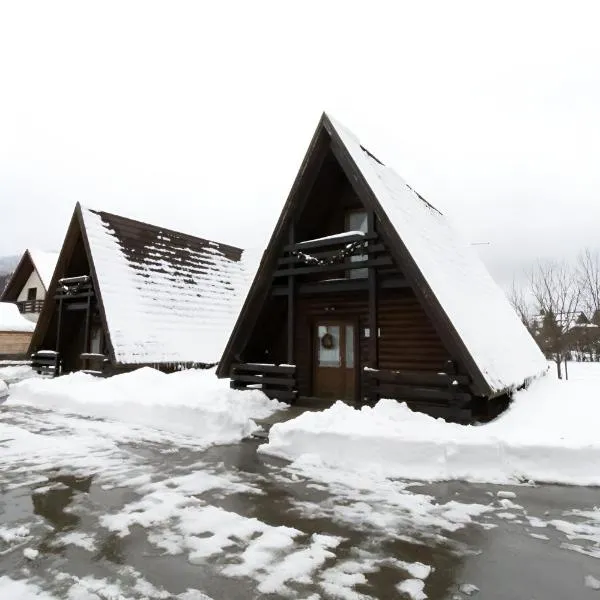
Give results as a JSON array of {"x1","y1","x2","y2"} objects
[
  {"x1": 31, "y1": 275, "x2": 110, "y2": 376},
  {"x1": 229, "y1": 361, "x2": 477, "y2": 423}
]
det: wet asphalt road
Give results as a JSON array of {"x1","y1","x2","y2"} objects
[{"x1": 1, "y1": 404, "x2": 599, "y2": 599}]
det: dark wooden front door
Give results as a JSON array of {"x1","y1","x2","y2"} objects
[{"x1": 313, "y1": 320, "x2": 356, "y2": 401}]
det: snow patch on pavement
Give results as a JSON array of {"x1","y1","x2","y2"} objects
[
  {"x1": 261, "y1": 364, "x2": 600, "y2": 486},
  {"x1": 397, "y1": 578, "x2": 427, "y2": 599},
  {"x1": 0, "y1": 576, "x2": 58, "y2": 599}
]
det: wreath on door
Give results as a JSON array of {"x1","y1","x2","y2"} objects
[{"x1": 321, "y1": 332, "x2": 335, "y2": 349}]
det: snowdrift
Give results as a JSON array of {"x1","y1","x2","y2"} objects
[
  {"x1": 0, "y1": 302, "x2": 35, "y2": 333},
  {"x1": 8, "y1": 367, "x2": 285, "y2": 447},
  {"x1": 261, "y1": 363, "x2": 600, "y2": 486}
]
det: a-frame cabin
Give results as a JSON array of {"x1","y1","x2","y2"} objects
[
  {"x1": 1, "y1": 249, "x2": 59, "y2": 322},
  {"x1": 217, "y1": 113, "x2": 547, "y2": 421},
  {"x1": 29, "y1": 203, "x2": 249, "y2": 376}
]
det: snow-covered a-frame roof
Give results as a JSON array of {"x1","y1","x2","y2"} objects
[
  {"x1": 217, "y1": 113, "x2": 547, "y2": 397},
  {"x1": 328, "y1": 116, "x2": 547, "y2": 394},
  {"x1": 32, "y1": 204, "x2": 254, "y2": 367},
  {"x1": 29, "y1": 250, "x2": 60, "y2": 290}
]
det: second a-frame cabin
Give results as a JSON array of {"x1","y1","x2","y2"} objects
[
  {"x1": 1, "y1": 249, "x2": 59, "y2": 322},
  {"x1": 217, "y1": 114, "x2": 547, "y2": 421},
  {"x1": 29, "y1": 203, "x2": 249, "y2": 376}
]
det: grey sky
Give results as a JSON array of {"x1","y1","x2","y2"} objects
[{"x1": 1, "y1": 1, "x2": 599, "y2": 289}]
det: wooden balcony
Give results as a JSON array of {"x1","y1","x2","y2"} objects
[
  {"x1": 230, "y1": 363, "x2": 297, "y2": 403},
  {"x1": 274, "y1": 231, "x2": 391, "y2": 279},
  {"x1": 55, "y1": 276, "x2": 94, "y2": 302},
  {"x1": 16, "y1": 299, "x2": 44, "y2": 314}
]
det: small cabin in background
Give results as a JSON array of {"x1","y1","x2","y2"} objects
[
  {"x1": 0, "y1": 302, "x2": 35, "y2": 358},
  {"x1": 217, "y1": 113, "x2": 547, "y2": 422},
  {"x1": 1, "y1": 249, "x2": 59, "y2": 322},
  {"x1": 29, "y1": 203, "x2": 251, "y2": 377}
]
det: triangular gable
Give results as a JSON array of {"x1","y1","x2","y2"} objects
[
  {"x1": 1, "y1": 249, "x2": 59, "y2": 302},
  {"x1": 28, "y1": 205, "x2": 115, "y2": 362},
  {"x1": 217, "y1": 113, "x2": 547, "y2": 396},
  {"x1": 0, "y1": 250, "x2": 35, "y2": 302}
]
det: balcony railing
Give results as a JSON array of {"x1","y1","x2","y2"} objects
[{"x1": 16, "y1": 299, "x2": 44, "y2": 314}]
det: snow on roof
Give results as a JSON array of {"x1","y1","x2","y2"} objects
[
  {"x1": 0, "y1": 302, "x2": 36, "y2": 333},
  {"x1": 81, "y1": 207, "x2": 251, "y2": 366},
  {"x1": 328, "y1": 115, "x2": 547, "y2": 394},
  {"x1": 28, "y1": 250, "x2": 59, "y2": 290}
]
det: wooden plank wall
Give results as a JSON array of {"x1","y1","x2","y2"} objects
[
  {"x1": 295, "y1": 287, "x2": 452, "y2": 398},
  {"x1": 0, "y1": 332, "x2": 33, "y2": 355},
  {"x1": 378, "y1": 289, "x2": 451, "y2": 372}
]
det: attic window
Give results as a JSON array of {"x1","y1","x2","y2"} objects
[{"x1": 346, "y1": 210, "x2": 368, "y2": 279}]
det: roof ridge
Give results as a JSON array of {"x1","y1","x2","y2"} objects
[{"x1": 81, "y1": 205, "x2": 244, "y2": 255}]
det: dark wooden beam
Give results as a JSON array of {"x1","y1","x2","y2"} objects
[
  {"x1": 277, "y1": 242, "x2": 387, "y2": 265},
  {"x1": 55, "y1": 297, "x2": 63, "y2": 353},
  {"x1": 372, "y1": 383, "x2": 472, "y2": 406},
  {"x1": 65, "y1": 302, "x2": 90, "y2": 311},
  {"x1": 287, "y1": 224, "x2": 295, "y2": 363},
  {"x1": 367, "y1": 369, "x2": 471, "y2": 387},
  {"x1": 271, "y1": 276, "x2": 410, "y2": 296},
  {"x1": 274, "y1": 256, "x2": 392, "y2": 278},
  {"x1": 231, "y1": 362, "x2": 296, "y2": 374},
  {"x1": 54, "y1": 291, "x2": 94, "y2": 300},
  {"x1": 231, "y1": 374, "x2": 296, "y2": 388},
  {"x1": 367, "y1": 210, "x2": 378, "y2": 369},
  {"x1": 83, "y1": 295, "x2": 92, "y2": 357}
]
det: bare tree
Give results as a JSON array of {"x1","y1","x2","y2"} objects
[
  {"x1": 507, "y1": 278, "x2": 533, "y2": 333},
  {"x1": 577, "y1": 248, "x2": 600, "y2": 321},
  {"x1": 529, "y1": 260, "x2": 581, "y2": 378}
]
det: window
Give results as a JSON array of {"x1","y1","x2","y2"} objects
[
  {"x1": 317, "y1": 325, "x2": 341, "y2": 367},
  {"x1": 345, "y1": 210, "x2": 368, "y2": 279},
  {"x1": 27, "y1": 287, "x2": 37, "y2": 301}
]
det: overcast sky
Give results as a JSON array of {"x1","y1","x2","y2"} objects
[{"x1": 1, "y1": 1, "x2": 599, "y2": 288}]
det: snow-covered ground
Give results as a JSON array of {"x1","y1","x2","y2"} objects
[
  {"x1": 0, "y1": 363, "x2": 38, "y2": 385},
  {"x1": 262, "y1": 362, "x2": 600, "y2": 486},
  {"x1": 8, "y1": 367, "x2": 284, "y2": 447},
  {"x1": 2, "y1": 364, "x2": 600, "y2": 599}
]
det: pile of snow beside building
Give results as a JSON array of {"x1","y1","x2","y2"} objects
[
  {"x1": 261, "y1": 363, "x2": 600, "y2": 486},
  {"x1": 0, "y1": 302, "x2": 36, "y2": 332},
  {"x1": 8, "y1": 367, "x2": 284, "y2": 447}
]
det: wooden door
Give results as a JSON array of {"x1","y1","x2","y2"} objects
[{"x1": 313, "y1": 320, "x2": 356, "y2": 401}]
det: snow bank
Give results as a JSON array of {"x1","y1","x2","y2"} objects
[
  {"x1": 0, "y1": 302, "x2": 35, "y2": 332},
  {"x1": 0, "y1": 364, "x2": 37, "y2": 385},
  {"x1": 261, "y1": 363, "x2": 600, "y2": 486},
  {"x1": 0, "y1": 379, "x2": 7, "y2": 399},
  {"x1": 8, "y1": 367, "x2": 285, "y2": 447}
]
